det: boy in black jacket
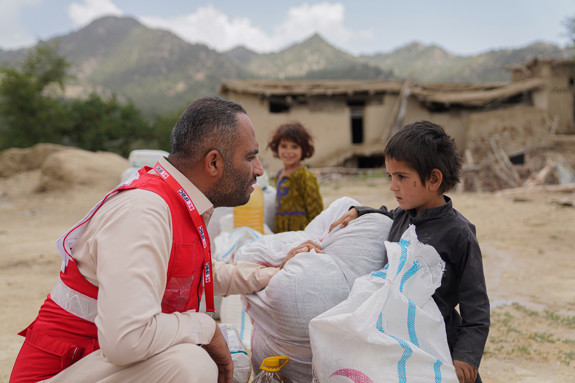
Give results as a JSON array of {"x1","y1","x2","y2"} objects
[{"x1": 330, "y1": 121, "x2": 490, "y2": 383}]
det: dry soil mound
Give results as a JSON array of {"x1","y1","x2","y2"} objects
[
  {"x1": 0, "y1": 143, "x2": 66, "y2": 178},
  {"x1": 37, "y1": 148, "x2": 128, "y2": 192}
]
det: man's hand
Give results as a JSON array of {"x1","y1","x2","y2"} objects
[
  {"x1": 328, "y1": 208, "x2": 359, "y2": 233},
  {"x1": 454, "y1": 360, "x2": 477, "y2": 383},
  {"x1": 280, "y1": 240, "x2": 323, "y2": 269},
  {"x1": 203, "y1": 325, "x2": 233, "y2": 383}
]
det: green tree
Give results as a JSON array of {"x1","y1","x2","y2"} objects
[
  {"x1": 65, "y1": 93, "x2": 152, "y2": 157},
  {"x1": 0, "y1": 40, "x2": 173, "y2": 156},
  {"x1": 148, "y1": 108, "x2": 184, "y2": 152},
  {"x1": 0, "y1": 41, "x2": 70, "y2": 149}
]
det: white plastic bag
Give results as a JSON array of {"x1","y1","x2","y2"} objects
[
  {"x1": 236, "y1": 197, "x2": 393, "y2": 382},
  {"x1": 309, "y1": 225, "x2": 458, "y2": 383},
  {"x1": 220, "y1": 294, "x2": 253, "y2": 350},
  {"x1": 212, "y1": 226, "x2": 263, "y2": 263},
  {"x1": 219, "y1": 323, "x2": 252, "y2": 383}
]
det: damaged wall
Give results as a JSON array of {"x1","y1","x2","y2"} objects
[
  {"x1": 221, "y1": 58, "x2": 575, "y2": 173},
  {"x1": 467, "y1": 106, "x2": 549, "y2": 154}
]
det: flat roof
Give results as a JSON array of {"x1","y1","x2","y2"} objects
[{"x1": 220, "y1": 78, "x2": 545, "y2": 107}]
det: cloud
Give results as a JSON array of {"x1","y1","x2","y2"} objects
[
  {"x1": 0, "y1": 0, "x2": 42, "y2": 49},
  {"x1": 141, "y1": 5, "x2": 272, "y2": 52},
  {"x1": 68, "y1": 0, "x2": 123, "y2": 28},
  {"x1": 140, "y1": 2, "x2": 371, "y2": 53},
  {"x1": 273, "y1": 2, "x2": 351, "y2": 47}
]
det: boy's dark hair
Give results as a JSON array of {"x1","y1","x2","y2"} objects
[
  {"x1": 384, "y1": 121, "x2": 462, "y2": 193},
  {"x1": 267, "y1": 121, "x2": 315, "y2": 160}
]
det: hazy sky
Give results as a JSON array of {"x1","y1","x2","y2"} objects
[{"x1": 1, "y1": 0, "x2": 574, "y2": 56}]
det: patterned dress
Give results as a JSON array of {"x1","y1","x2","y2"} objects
[{"x1": 273, "y1": 167, "x2": 323, "y2": 233}]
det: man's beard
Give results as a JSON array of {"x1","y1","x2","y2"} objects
[{"x1": 207, "y1": 162, "x2": 253, "y2": 208}]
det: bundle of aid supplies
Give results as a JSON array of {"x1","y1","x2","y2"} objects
[
  {"x1": 234, "y1": 197, "x2": 393, "y2": 382},
  {"x1": 213, "y1": 197, "x2": 458, "y2": 382}
]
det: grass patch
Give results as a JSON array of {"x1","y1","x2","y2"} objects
[
  {"x1": 545, "y1": 310, "x2": 575, "y2": 328},
  {"x1": 512, "y1": 345, "x2": 531, "y2": 355},
  {"x1": 559, "y1": 351, "x2": 575, "y2": 366},
  {"x1": 513, "y1": 302, "x2": 538, "y2": 317},
  {"x1": 487, "y1": 303, "x2": 575, "y2": 368},
  {"x1": 529, "y1": 332, "x2": 555, "y2": 343},
  {"x1": 351, "y1": 169, "x2": 386, "y2": 182}
]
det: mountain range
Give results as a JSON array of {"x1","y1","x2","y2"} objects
[{"x1": 0, "y1": 16, "x2": 572, "y2": 117}]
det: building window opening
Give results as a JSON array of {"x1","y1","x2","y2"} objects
[
  {"x1": 350, "y1": 107, "x2": 364, "y2": 144},
  {"x1": 269, "y1": 98, "x2": 290, "y2": 113}
]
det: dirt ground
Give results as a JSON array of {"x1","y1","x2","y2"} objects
[{"x1": 1, "y1": 146, "x2": 575, "y2": 382}]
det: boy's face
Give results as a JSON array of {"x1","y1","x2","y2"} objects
[{"x1": 385, "y1": 158, "x2": 445, "y2": 213}]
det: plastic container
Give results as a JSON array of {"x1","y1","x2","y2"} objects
[
  {"x1": 233, "y1": 184, "x2": 264, "y2": 234},
  {"x1": 128, "y1": 149, "x2": 170, "y2": 168},
  {"x1": 252, "y1": 356, "x2": 293, "y2": 383},
  {"x1": 121, "y1": 149, "x2": 170, "y2": 182}
]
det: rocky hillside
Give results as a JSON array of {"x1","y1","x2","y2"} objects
[{"x1": 1, "y1": 16, "x2": 571, "y2": 116}]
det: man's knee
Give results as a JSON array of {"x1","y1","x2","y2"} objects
[
  {"x1": 40, "y1": 344, "x2": 219, "y2": 382},
  {"x1": 159, "y1": 343, "x2": 218, "y2": 382}
]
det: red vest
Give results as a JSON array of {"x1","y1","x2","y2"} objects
[{"x1": 10, "y1": 167, "x2": 212, "y2": 383}]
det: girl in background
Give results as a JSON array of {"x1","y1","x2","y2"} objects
[{"x1": 267, "y1": 121, "x2": 323, "y2": 233}]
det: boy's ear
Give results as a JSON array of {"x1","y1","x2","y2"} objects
[
  {"x1": 205, "y1": 149, "x2": 224, "y2": 177},
  {"x1": 428, "y1": 169, "x2": 443, "y2": 192}
]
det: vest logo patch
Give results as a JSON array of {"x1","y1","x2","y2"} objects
[
  {"x1": 204, "y1": 262, "x2": 211, "y2": 283},
  {"x1": 177, "y1": 189, "x2": 196, "y2": 212},
  {"x1": 155, "y1": 164, "x2": 169, "y2": 179},
  {"x1": 198, "y1": 225, "x2": 207, "y2": 247}
]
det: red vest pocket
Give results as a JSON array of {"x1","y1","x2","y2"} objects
[
  {"x1": 11, "y1": 322, "x2": 98, "y2": 382},
  {"x1": 161, "y1": 241, "x2": 205, "y2": 313}
]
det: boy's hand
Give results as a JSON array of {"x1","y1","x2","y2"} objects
[
  {"x1": 328, "y1": 208, "x2": 359, "y2": 232},
  {"x1": 454, "y1": 360, "x2": 477, "y2": 383},
  {"x1": 280, "y1": 240, "x2": 323, "y2": 269}
]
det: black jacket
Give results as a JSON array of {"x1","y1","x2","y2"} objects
[{"x1": 356, "y1": 196, "x2": 490, "y2": 377}]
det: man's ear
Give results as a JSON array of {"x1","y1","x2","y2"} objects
[
  {"x1": 428, "y1": 169, "x2": 443, "y2": 192},
  {"x1": 205, "y1": 149, "x2": 224, "y2": 177}
]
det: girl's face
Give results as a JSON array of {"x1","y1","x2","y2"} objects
[{"x1": 277, "y1": 139, "x2": 303, "y2": 168}]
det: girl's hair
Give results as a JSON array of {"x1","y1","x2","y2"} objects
[
  {"x1": 384, "y1": 120, "x2": 462, "y2": 193},
  {"x1": 267, "y1": 121, "x2": 315, "y2": 160}
]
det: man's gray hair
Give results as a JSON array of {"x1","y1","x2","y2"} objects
[{"x1": 170, "y1": 97, "x2": 247, "y2": 163}]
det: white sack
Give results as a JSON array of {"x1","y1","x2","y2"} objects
[
  {"x1": 235, "y1": 197, "x2": 393, "y2": 382},
  {"x1": 309, "y1": 225, "x2": 458, "y2": 383},
  {"x1": 212, "y1": 226, "x2": 264, "y2": 263}
]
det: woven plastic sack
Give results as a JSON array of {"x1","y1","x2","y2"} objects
[
  {"x1": 235, "y1": 197, "x2": 393, "y2": 382},
  {"x1": 212, "y1": 226, "x2": 264, "y2": 263},
  {"x1": 309, "y1": 225, "x2": 458, "y2": 383}
]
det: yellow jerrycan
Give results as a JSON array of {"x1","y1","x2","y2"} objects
[
  {"x1": 233, "y1": 184, "x2": 264, "y2": 234},
  {"x1": 251, "y1": 356, "x2": 293, "y2": 383}
]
